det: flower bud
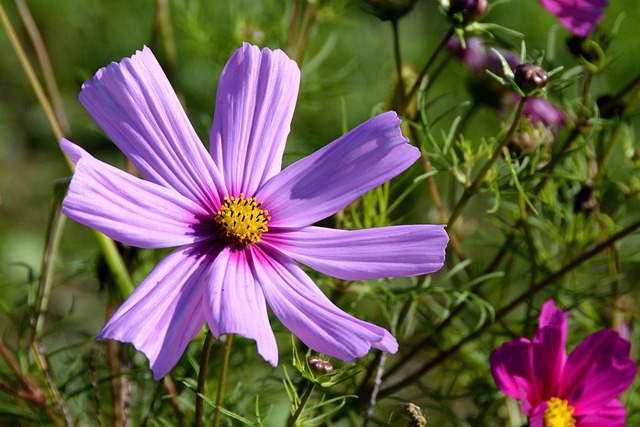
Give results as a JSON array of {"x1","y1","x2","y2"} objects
[
  {"x1": 514, "y1": 63, "x2": 548, "y2": 95},
  {"x1": 307, "y1": 356, "x2": 333, "y2": 374},
  {"x1": 444, "y1": 0, "x2": 488, "y2": 24},
  {"x1": 362, "y1": 0, "x2": 417, "y2": 22}
]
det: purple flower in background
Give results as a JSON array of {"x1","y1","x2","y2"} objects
[
  {"x1": 538, "y1": 0, "x2": 608, "y2": 37},
  {"x1": 523, "y1": 97, "x2": 565, "y2": 131},
  {"x1": 491, "y1": 300, "x2": 637, "y2": 426},
  {"x1": 61, "y1": 44, "x2": 449, "y2": 379}
]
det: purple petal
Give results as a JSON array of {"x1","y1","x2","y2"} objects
[
  {"x1": 79, "y1": 46, "x2": 225, "y2": 209},
  {"x1": 538, "y1": 0, "x2": 608, "y2": 37},
  {"x1": 262, "y1": 225, "x2": 448, "y2": 280},
  {"x1": 98, "y1": 246, "x2": 216, "y2": 380},
  {"x1": 60, "y1": 139, "x2": 210, "y2": 249},
  {"x1": 523, "y1": 97, "x2": 565, "y2": 131},
  {"x1": 256, "y1": 111, "x2": 419, "y2": 228},
  {"x1": 576, "y1": 399, "x2": 627, "y2": 426},
  {"x1": 203, "y1": 246, "x2": 278, "y2": 366},
  {"x1": 251, "y1": 245, "x2": 398, "y2": 360},
  {"x1": 490, "y1": 337, "x2": 538, "y2": 410},
  {"x1": 559, "y1": 329, "x2": 637, "y2": 413},
  {"x1": 209, "y1": 43, "x2": 300, "y2": 197},
  {"x1": 531, "y1": 300, "x2": 569, "y2": 401}
]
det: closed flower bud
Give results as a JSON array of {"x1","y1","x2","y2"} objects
[
  {"x1": 307, "y1": 356, "x2": 333, "y2": 374},
  {"x1": 514, "y1": 63, "x2": 548, "y2": 95},
  {"x1": 363, "y1": 0, "x2": 418, "y2": 22},
  {"x1": 447, "y1": 0, "x2": 488, "y2": 22}
]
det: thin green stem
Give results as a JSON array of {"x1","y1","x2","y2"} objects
[
  {"x1": 286, "y1": 380, "x2": 315, "y2": 427},
  {"x1": 0, "y1": 1, "x2": 66, "y2": 149},
  {"x1": 391, "y1": 19, "x2": 405, "y2": 107},
  {"x1": 33, "y1": 181, "x2": 67, "y2": 339},
  {"x1": 448, "y1": 96, "x2": 527, "y2": 228},
  {"x1": 212, "y1": 334, "x2": 234, "y2": 427},
  {"x1": 15, "y1": 0, "x2": 71, "y2": 135},
  {"x1": 195, "y1": 331, "x2": 214, "y2": 427},
  {"x1": 399, "y1": 28, "x2": 454, "y2": 113}
]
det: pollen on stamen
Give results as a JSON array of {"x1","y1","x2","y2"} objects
[
  {"x1": 214, "y1": 193, "x2": 270, "y2": 246},
  {"x1": 543, "y1": 397, "x2": 576, "y2": 427}
]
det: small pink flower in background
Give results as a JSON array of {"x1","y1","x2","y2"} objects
[
  {"x1": 61, "y1": 44, "x2": 449, "y2": 379},
  {"x1": 490, "y1": 300, "x2": 637, "y2": 426},
  {"x1": 538, "y1": 0, "x2": 608, "y2": 37}
]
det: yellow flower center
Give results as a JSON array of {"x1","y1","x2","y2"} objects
[
  {"x1": 544, "y1": 397, "x2": 576, "y2": 427},
  {"x1": 214, "y1": 193, "x2": 270, "y2": 246}
]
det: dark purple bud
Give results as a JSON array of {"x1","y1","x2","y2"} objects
[
  {"x1": 307, "y1": 356, "x2": 333, "y2": 374},
  {"x1": 446, "y1": 0, "x2": 488, "y2": 24},
  {"x1": 362, "y1": 0, "x2": 418, "y2": 22},
  {"x1": 514, "y1": 63, "x2": 548, "y2": 95}
]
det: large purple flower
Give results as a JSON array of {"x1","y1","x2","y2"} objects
[
  {"x1": 490, "y1": 300, "x2": 637, "y2": 426},
  {"x1": 538, "y1": 0, "x2": 608, "y2": 37},
  {"x1": 61, "y1": 44, "x2": 449, "y2": 379}
]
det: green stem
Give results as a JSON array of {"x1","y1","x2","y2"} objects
[
  {"x1": 33, "y1": 180, "x2": 68, "y2": 338},
  {"x1": 399, "y1": 27, "x2": 454, "y2": 113},
  {"x1": 391, "y1": 19, "x2": 405, "y2": 107},
  {"x1": 212, "y1": 334, "x2": 234, "y2": 427},
  {"x1": 448, "y1": 96, "x2": 527, "y2": 228},
  {"x1": 286, "y1": 380, "x2": 315, "y2": 427},
  {"x1": 0, "y1": 1, "x2": 66, "y2": 148},
  {"x1": 195, "y1": 331, "x2": 214, "y2": 427}
]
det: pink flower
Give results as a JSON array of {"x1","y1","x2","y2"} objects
[
  {"x1": 490, "y1": 300, "x2": 637, "y2": 426},
  {"x1": 538, "y1": 0, "x2": 608, "y2": 37},
  {"x1": 60, "y1": 44, "x2": 449, "y2": 379}
]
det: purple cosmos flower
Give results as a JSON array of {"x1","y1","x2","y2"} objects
[
  {"x1": 490, "y1": 300, "x2": 637, "y2": 426},
  {"x1": 60, "y1": 44, "x2": 449, "y2": 379},
  {"x1": 538, "y1": 0, "x2": 608, "y2": 37}
]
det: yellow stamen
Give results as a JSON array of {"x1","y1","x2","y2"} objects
[
  {"x1": 544, "y1": 397, "x2": 576, "y2": 427},
  {"x1": 214, "y1": 193, "x2": 270, "y2": 246}
]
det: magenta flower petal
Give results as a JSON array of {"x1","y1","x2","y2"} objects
[
  {"x1": 263, "y1": 225, "x2": 448, "y2": 280},
  {"x1": 204, "y1": 246, "x2": 278, "y2": 366},
  {"x1": 559, "y1": 329, "x2": 637, "y2": 413},
  {"x1": 256, "y1": 111, "x2": 419, "y2": 228},
  {"x1": 490, "y1": 338, "x2": 536, "y2": 404},
  {"x1": 538, "y1": 0, "x2": 608, "y2": 37},
  {"x1": 79, "y1": 46, "x2": 225, "y2": 208},
  {"x1": 98, "y1": 246, "x2": 214, "y2": 379},
  {"x1": 60, "y1": 139, "x2": 209, "y2": 249},
  {"x1": 531, "y1": 300, "x2": 569, "y2": 402},
  {"x1": 209, "y1": 43, "x2": 300, "y2": 196},
  {"x1": 577, "y1": 399, "x2": 627, "y2": 426},
  {"x1": 252, "y1": 246, "x2": 398, "y2": 360}
]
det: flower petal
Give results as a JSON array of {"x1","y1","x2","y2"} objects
[
  {"x1": 203, "y1": 246, "x2": 278, "y2": 366},
  {"x1": 576, "y1": 399, "x2": 627, "y2": 426},
  {"x1": 209, "y1": 43, "x2": 300, "y2": 196},
  {"x1": 263, "y1": 225, "x2": 448, "y2": 280},
  {"x1": 490, "y1": 337, "x2": 537, "y2": 408},
  {"x1": 61, "y1": 139, "x2": 210, "y2": 248},
  {"x1": 256, "y1": 111, "x2": 420, "y2": 228},
  {"x1": 79, "y1": 46, "x2": 225, "y2": 208},
  {"x1": 531, "y1": 300, "x2": 569, "y2": 401},
  {"x1": 559, "y1": 329, "x2": 637, "y2": 412},
  {"x1": 538, "y1": 0, "x2": 608, "y2": 37},
  {"x1": 98, "y1": 245, "x2": 216, "y2": 379},
  {"x1": 251, "y1": 245, "x2": 398, "y2": 360}
]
